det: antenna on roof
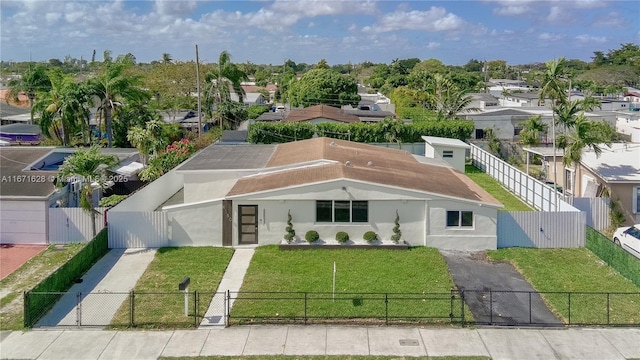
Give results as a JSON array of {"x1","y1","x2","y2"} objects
[{"x1": 345, "y1": 161, "x2": 352, "y2": 167}]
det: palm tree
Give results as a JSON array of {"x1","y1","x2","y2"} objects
[
  {"x1": 127, "y1": 119, "x2": 165, "y2": 165},
  {"x1": 31, "y1": 70, "x2": 91, "y2": 146},
  {"x1": 57, "y1": 147, "x2": 119, "y2": 237},
  {"x1": 555, "y1": 98, "x2": 601, "y2": 133},
  {"x1": 161, "y1": 53, "x2": 173, "y2": 65},
  {"x1": 87, "y1": 57, "x2": 148, "y2": 147},
  {"x1": 537, "y1": 57, "x2": 569, "y2": 195},
  {"x1": 556, "y1": 116, "x2": 612, "y2": 196},
  {"x1": 518, "y1": 115, "x2": 548, "y2": 175},
  {"x1": 203, "y1": 51, "x2": 248, "y2": 130},
  {"x1": 7, "y1": 64, "x2": 52, "y2": 124}
]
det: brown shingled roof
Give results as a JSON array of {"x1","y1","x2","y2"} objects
[
  {"x1": 227, "y1": 137, "x2": 501, "y2": 206},
  {"x1": 284, "y1": 105, "x2": 360, "y2": 123}
]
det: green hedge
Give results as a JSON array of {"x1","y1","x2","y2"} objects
[
  {"x1": 25, "y1": 228, "x2": 110, "y2": 327},
  {"x1": 586, "y1": 227, "x2": 640, "y2": 288},
  {"x1": 247, "y1": 120, "x2": 474, "y2": 144}
]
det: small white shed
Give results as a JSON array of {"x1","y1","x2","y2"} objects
[{"x1": 422, "y1": 136, "x2": 470, "y2": 173}]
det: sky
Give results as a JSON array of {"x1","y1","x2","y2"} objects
[{"x1": 1, "y1": 0, "x2": 639, "y2": 66}]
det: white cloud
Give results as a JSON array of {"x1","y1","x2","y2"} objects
[
  {"x1": 426, "y1": 42, "x2": 440, "y2": 49},
  {"x1": 546, "y1": 6, "x2": 570, "y2": 23},
  {"x1": 538, "y1": 32, "x2": 564, "y2": 41},
  {"x1": 593, "y1": 12, "x2": 627, "y2": 29},
  {"x1": 153, "y1": 0, "x2": 197, "y2": 17},
  {"x1": 45, "y1": 12, "x2": 61, "y2": 24},
  {"x1": 270, "y1": 0, "x2": 377, "y2": 17},
  {"x1": 576, "y1": 34, "x2": 606, "y2": 43},
  {"x1": 371, "y1": 7, "x2": 465, "y2": 33},
  {"x1": 571, "y1": 0, "x2": 607, "y2": 9},
  {"x1": 493, "y1": 5, "x2": 531, "y2": 16}
]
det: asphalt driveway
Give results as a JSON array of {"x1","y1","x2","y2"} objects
[{"x1": 441, "y1": 250, "x2": 562, "y2": 327}]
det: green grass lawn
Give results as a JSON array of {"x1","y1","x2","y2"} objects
[
  {"x1": 110, "y1": 247, "x2": 234, "y2": 328},
  {"x1": 487, "y1": 248, "x2": 640, "y2": 325},
  {"x1": 465, "y1": 164, "x2": 532, "y2": 211},
  {"x1": 232, "y1": 246, "x2": 467, "y2": 324},
  {"x1": 0, "y1": 243, "x2": 85, "y2": 330}
]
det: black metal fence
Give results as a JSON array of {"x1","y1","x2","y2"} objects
[{"x1": 24, "y1": 289, "x2": 640, "y2": 328}]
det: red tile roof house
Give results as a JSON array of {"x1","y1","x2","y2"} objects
[{"x1": 159, "y1": 137, "x2": 503, "y2": 250}]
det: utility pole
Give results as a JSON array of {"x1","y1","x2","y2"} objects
[{"x1": 195, "y1": 45, "x2": 202, "y2": 138}]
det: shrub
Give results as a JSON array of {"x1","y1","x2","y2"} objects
[
  {"x1": 363, "y1": 231, "x2": 378, "y2": 243},
  {"x1": 98, "y1": 194, "x2": 127, "y2": 207},
  {"x1": 391, "y1": 210, "x2": 402, "y2": 243},
  {"x1": 305, "y1": 230, "x2": 320, "y2": 243},
  {"x1": 336, "y1": 231, "x2": 350, "y2": 244},
  {"x1": 284, "y1": 210, "x2": 296, "y2": 243}
]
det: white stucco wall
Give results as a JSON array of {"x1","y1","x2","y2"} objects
[
  {"x1": 426, "y1": 199, "x2": 498, "y2": 250},
  {"x1": 165, "y1": 199, "x2": 223, "y2": 247},
  {"x1": 183, "y1": 173, "x2": 239, "y2": 203},
  {"x1": 0, "y1": 199, "x2": 47, "y2": 244}
]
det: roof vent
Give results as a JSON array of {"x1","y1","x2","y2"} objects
[
  {"x1": 329, "y1": 141, "x2": 337, "y2": 146},
  {"x1": 345, "y1": 161, "x2": 352, "y2": 167},
  {"x1": 367, "y1": 161, "x2": 373, "y2": 166}
]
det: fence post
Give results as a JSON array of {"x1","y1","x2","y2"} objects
[
  {"x1": 568, "y1": 292, "x2": 571, "y2": 325},
  {"x1": 461, "y1": 291, "x2": 465, "y2": 327},
  {"x1": 226, "y1": 290, "x2": 230, "y2": 326},
  {"x1": 129, "y1": 290, "x2": 135, "y2": 328},
  {"x1": 489, "y1": 290, "x2": 493, "y2": 325},
  {"x1": 23, "y1": 291, "x2": 30, "y2": 328},
  {"x1": 194, "y1": 290, "x2": 198, "y2": 328},
  {"x1": 76, "y1": 292, "x2": 82, "y2": 326},
  {"x1": 385, "y1": 293, "x2": 389, "y2": 325},
  {"x1": 529, "y1": 292, "x2": 532, "y2": 324},
  {"x1": 607, "y1": 293, "x2": 610, "y2": 325},
  {"x1": 304, "y1": 293, "x2": 307, "y2": 325}
]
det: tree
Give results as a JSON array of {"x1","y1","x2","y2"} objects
[
  {"x1": 57, "y1": 147, "x2": 118, "y2": 237},
  {"x1": 87, "y1": 56, "x2": 148, "y2": 147},
  {"x1": 7, "y1": 64, "x2": 52, "y2": 124},
  {"x1": 519, "y1": 115, "x2": 547, "y2": 146},
  {"x1": 161, "y1": 53, "x2": 173, "y2": 65},
  {"x1": 289, "y1": 68, "x2": 360, "y2": 107},
  {"x1": 314, "y1": 59, "x2": 330, "y2": 69},
  {"x1": 127, "y1": 119, "x2": 165, "y2": 165},
  {"x1": 31, "y1": 70, "x2": 91, "y2": 146},
  {"x1": 537, "y1": 57, "x2": 569, "y2": 189},
  {"x1": 203, "y1": 51, "x2": 249, "y2": 130}
]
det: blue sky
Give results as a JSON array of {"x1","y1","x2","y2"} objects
[{"x1": 1, "y1": 0, "x2": 638, "y2": 66}]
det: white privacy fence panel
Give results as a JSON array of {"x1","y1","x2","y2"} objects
[
  {"x1": 469, "y1": 143, "x2": 577, "y2": 212},
  {"x1": 107, "y1": 211, "x2": 168, "y2": 248},
  {"x1": 49, "y1": 207, "x2": 106, "y2": 244},
  {"x1": 498, "y1": 211, "x2": 586, "y2": 248},
  {"x1": 571, "y1": 197, "x2": 611, "y2": 231}
]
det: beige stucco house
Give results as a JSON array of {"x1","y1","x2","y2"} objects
[{"x1": 165, "y1": 137, "x2": 502, "y2": 250}]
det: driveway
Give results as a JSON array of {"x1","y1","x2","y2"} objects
[{"x1": 441, "y1": 250, "x2": 562, "y2": 326}]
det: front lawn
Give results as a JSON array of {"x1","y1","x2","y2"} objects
[
  {"x1": 465, "y1": 164, "x2": 532, "y2": 211},
  {"x1": 232, "y1": 246, "x2": 465, "y2": 324},
  {"x1": 488, "y1": 248, "x2": 640, "y2": 325},
  {"x1": 0, "y1": 243, "x2": 85, "y2": 330},
  {"x1": 110, "y1": 247, "x2": 234, "y2": 328}
]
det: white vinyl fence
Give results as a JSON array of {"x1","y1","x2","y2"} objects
[{"x1": 48, "y1": 207, "x2": 106, "y2": 244}]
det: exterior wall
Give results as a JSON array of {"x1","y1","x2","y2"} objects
[
  {"x1": 229, "y1": 199, "x2": 426, "y2": 246},
  {"x1": 425, "y1": 144, "x2": 466, "y2": 173},
  {"x1": 0, "y1": 200, "x2": 47, "y2": 244},
  {"x1": 426, "y1": 199, "x2": 498, "y2": 250},
  {"x1": 165, "y1": 200, "x2": 223, "y2": 247},
  {"x1": 183, "y1": 173, "x2": 239, "y2": 203},
  {"x1": 110, "y1": 168, "x2": 183, "y2": 212},
  {"x1": 608, "y1": 182, "x2": 640, "y2": 226}
]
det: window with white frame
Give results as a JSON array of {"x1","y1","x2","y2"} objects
[
  {"x1": 634, "y1": 186, "x2": 640, "y2": 214},
  {"x1": 316, "y1": 200, "x2": 368, "y2": 223},
  {"x1": 564, "y1": 168, "x2": 575, "y2": 194},
  {"x1": 446, "y1": 211, "x2": 474, "y2": 228}
]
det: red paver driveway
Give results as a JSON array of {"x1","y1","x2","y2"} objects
[{"x1": 0, "y1": 244, "x2": 47, "y2": 280}]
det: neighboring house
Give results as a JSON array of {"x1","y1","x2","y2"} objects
[
  {"x1": 460, "y1": 108, "x2": 552, "y2": 141},
  {"x1": 0, "y1": 123, "x2": 41, "y2": 144},
  {"x1": 623, "y1": 89, "x2": 640, "y2": 108},
  {"x1": 500, "y1": 91, "x2": 548, "y2": 108},
  {"x1": 467, "y1": 93, "x2": 500, "y2": 111},
  {"x1": 422, "y1": 136, "x2": 470, "y2": 173},
  {"x1": 231, "y1": 92, "x2": 267, "y2": 106},
  {"x1": 0, "y1": 101, "x2": 31, "y2": 124},
  {"x1": 615, "y1": 111, "x2": 640, "y2": 142},
  {"x1": 0, "y1": 147, "x2": 140, "y2": 244},
  {"x1": 342, "y1": 103, "x2": 396, "y2": 123},
  {"x1": 283, "y1": 105, "x2": 360, "y2": 124},
  {"x1": 166, "y1": 137, "x2": 503, "y2": 250}
]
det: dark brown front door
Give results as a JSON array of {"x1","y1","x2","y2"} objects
[
  {"x1": 222, "y1": 200, "x2": 232, "y2": 246},
  {"x1": 238, "y1": 205, "x2": 258, "y2": 245}
]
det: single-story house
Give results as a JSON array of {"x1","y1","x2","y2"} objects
[
  {"x1": 0, "y1": 123, "x2": 42, "y2": 144},
  {"x1": 342, "y1": 103, "x2": 396, "y2": 123},
  {"x1": 165, "y1": 137, "x2": 503, "y2": 250},
  {"x1": 284, "y1": 105, "x2": 360, "y2": 124},
  {"x1": 0, "y1": 147, "x2": 140, "y2": 244}
]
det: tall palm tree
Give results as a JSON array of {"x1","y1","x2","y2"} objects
[
  {"x1": 7, "y1": 64, "x2": 52, "y2": 124},
  {"x1": 87, "y1": 57, "x2": 148, "y2": 147},
  {"x1": 519, "y1": 115, "x2": 548, "y2": 175},
  {"x1": 31, "y1": 70, "x2": 90, "y2": 146},
  {"x1": 161, "y1": 53, "x2": 173, "y2": 65},
  {"x1": 537, "y1": 57, "x2": 569, "y2": 195},
  {"x1": 57, "y1": 147, "x2": 119, "y2": 237},
  {"x1": 203, "y1": 51, "x2": 248, "y2": 130},
  {"x1": 555, "y1": 98, "x2": 601, "y2": 133}
]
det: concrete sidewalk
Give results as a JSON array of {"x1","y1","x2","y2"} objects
[{"x1": 1, "y1": 326, "x2": 639, "y2": 359}]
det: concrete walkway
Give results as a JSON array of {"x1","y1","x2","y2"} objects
[
  {"x1": 1, "y1": 326, "x2": 639, "y2": 359},
  {"x1": 199, "y1": 248, "x2": 255, "y2": 327},
  {"x1": 36, "y1": 248, "x2": 156, "y2": 328}
]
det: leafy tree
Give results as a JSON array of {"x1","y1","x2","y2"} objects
[
  {"x1": 519, "y1": 115, "x2": 547, "y2": 146},
  {"x1": 31, "y1": 70, "x2": 90, "y2": 146},
  {"x1": 247, "y1": 104, "x2": 269, "y2": 120},
  {"x1": 203, "y1": 50, "x2": 249, "y2": 129},
  {"x1": 57, "y1": 147, "x2": 118, "y2": 236},
  {"x1": 112, "y1": 102, "x2": 160, "y2": 148},
  {"x1": 412, "y1": 58, "x2": 447, "y2": 74},
  {"x1": 314, "y1": 59, "x2": 330, "y2": 69},
  {"x1": 289, "y1": 68, "x2": 360, "y2": 107},
  {"x1": 216, "y1": 100, "x2": 248, "y2": 129},
  {"x1": 7, "y1": 64, "x2": 52, "y2": 124},
  {"x1": 127, "y1": 119, "x2": 165, "y2": 165},
  {"x1": 87, "y1": 56, "x2": 149, "y2": 147}
]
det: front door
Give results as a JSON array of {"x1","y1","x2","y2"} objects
[{"x1": 238, "y1": 205, "x2": 258, "y2": 245}]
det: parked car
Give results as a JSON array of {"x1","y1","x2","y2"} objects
[{"x1": 612, "y1": 224, "x2": 640, "y2": 259}]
